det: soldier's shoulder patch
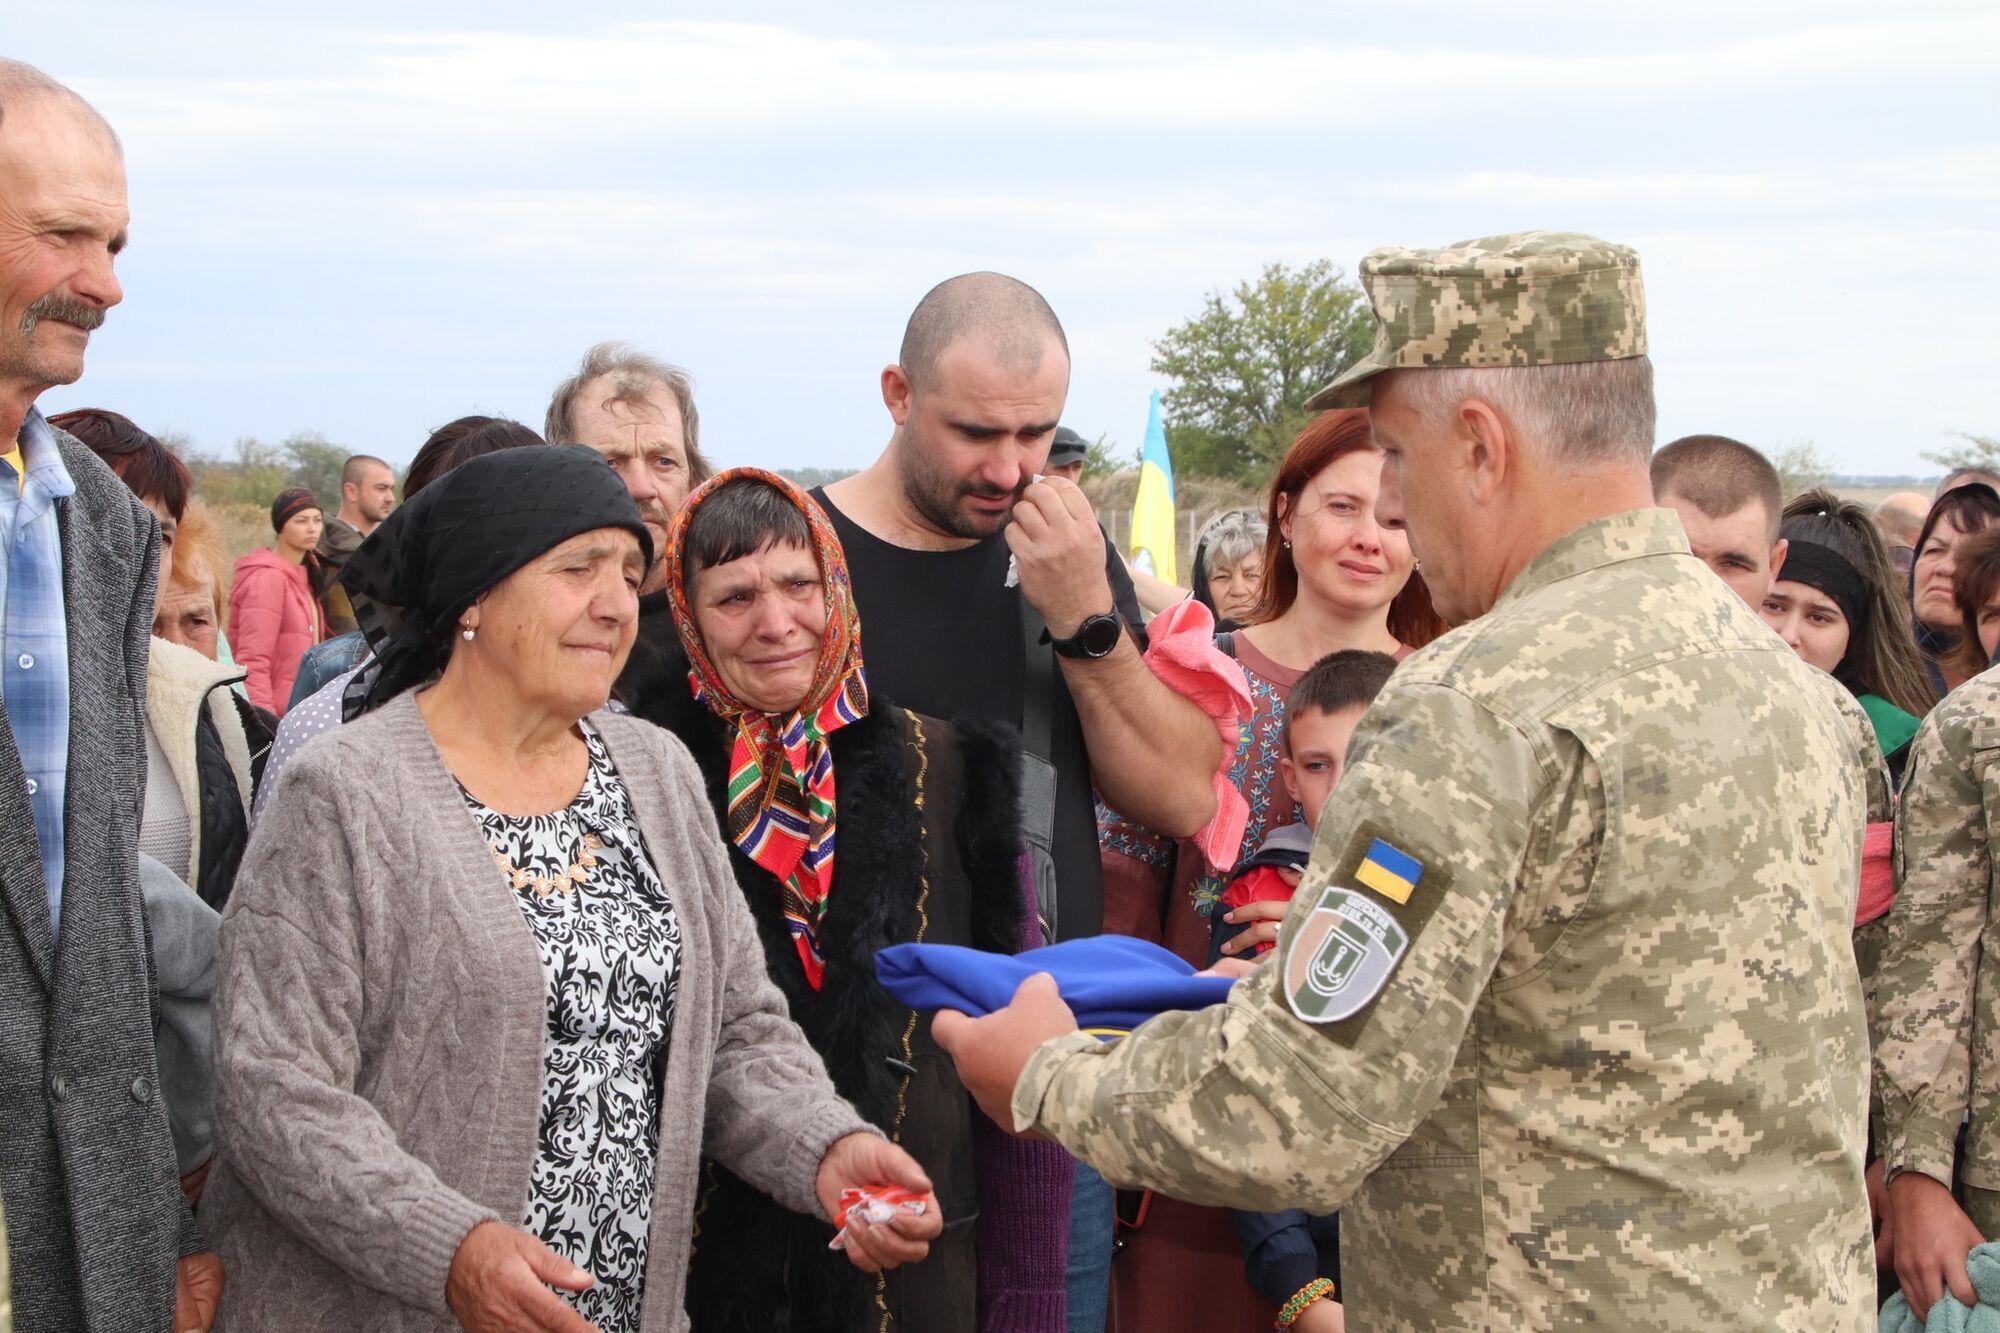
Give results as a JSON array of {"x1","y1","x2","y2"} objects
[
  {"x1": 1354, "y1": 837, "x2": 1422, "y2": 904},
  {"x1": 1285, "y1": 885, "x2": 1407, "y2": 1023},
  {"x1": 1283, "y1": 819, "x2": 1452, "y2": 1042}
]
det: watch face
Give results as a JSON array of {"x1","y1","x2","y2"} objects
[{"x1": 1080, "y1": 614, "x2": 1122, "y2": 657}]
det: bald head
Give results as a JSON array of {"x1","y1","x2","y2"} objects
[
  {"x1": 898, "y1": 272, "x2": 1069, "y2": 393},
  {"x1": 1875, "y1": 491, "x2": 1930, "y2": 550},
  {"x1": 0, "y1": 59, "x2": 119, "y2": 150}
]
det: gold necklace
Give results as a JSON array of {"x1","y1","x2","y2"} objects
[{"x1": 491, "y1": 831, "x2": 603, "y2": 898}]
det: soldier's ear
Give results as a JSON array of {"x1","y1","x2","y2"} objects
[{"x1": 1458, "y1": 397, "x2": 1512, "y2": 506}]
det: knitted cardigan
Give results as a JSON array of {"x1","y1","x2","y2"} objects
[{"x1": 202, "y1": 693, "x2": 873, "y2": 1332}]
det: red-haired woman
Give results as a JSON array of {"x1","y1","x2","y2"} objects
[{"x1": 1097, "y1": 408, "x2": 1443, "y2": 1332}]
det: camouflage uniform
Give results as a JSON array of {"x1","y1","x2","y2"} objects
[
  {"x1": 1010, "y1": 234, "x2": 1884, "y2": 1331},
  {"x1": 1874, "y1": 666, "x2": 2000, "y2": 1235},
  {"x1": 1017, "y1": 511, "x2": 1880, "y2": 1329}
]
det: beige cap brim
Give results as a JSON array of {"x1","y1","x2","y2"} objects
[{"x1": 1303, "y1": 350, "x2": 1393, "y2": 412}]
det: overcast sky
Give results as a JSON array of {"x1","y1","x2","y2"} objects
[{"x1": 15, "y1": 2, "x2": 1998, "y2": 476}]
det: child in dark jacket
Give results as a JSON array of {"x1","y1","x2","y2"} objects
[
  {"x1": 1206, "y1": 648, "x2": 1398, "y2": 1333},
  {"x1": 1211, "y1": 650, "x2": 1398, "y2": 963}
]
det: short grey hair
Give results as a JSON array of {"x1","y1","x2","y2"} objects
[
  {"x1": 1197, "y1": 508, "x2": 1267, "y2": 572},
  {"x1": 1392, "y1": 356, "x2": 1656, "y2": 468},
  {"x1": 544, "y1": 341, "x2": 710, "y2": 485},
  {"x1": 0, "y1": 59, "x2": 119, "y2": 149}
]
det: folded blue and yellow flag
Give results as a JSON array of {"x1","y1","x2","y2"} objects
[{"x1": 876, "y1": 935, "x2": 1235, "y2": 1038}]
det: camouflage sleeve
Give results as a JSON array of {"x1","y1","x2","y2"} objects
[
  {"x1": 1012, "y1": 680, "x2": 1545, "y2": 1212},
  {"x1": 1874, "y1": 708, "x2": 1989, "y2": 1187},
  {"x1": 1824, "y1": 681, "x2": 1892, "y2": 827}
]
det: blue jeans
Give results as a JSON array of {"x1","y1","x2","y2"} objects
[{"x1": 1065, "y1": 1162, "x2": 1113, "y2": 1333}]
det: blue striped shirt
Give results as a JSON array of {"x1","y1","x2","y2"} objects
[{"x1": 0, "y1": 409, "x2": 75, "y2": 935}]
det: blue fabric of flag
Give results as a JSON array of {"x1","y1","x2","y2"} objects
[{"x1": 876, "y1": 935, "x2": 1235, "y2": 1035}]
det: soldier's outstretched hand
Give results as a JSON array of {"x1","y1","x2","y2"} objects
[
  {"x1": 931, "y1": 973, "x2": 1078, "y2": 1134},
  {"x1": 1889, "y1": 1171, "x2": 1985, "y2": 1317}
]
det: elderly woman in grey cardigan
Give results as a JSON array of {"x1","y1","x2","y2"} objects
[{"x1": 203, "y1": 447, "x2": 942, "y2": 1333}]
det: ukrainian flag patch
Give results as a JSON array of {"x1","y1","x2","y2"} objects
[{"x1": 1354, "y1": 838, "x2": 1422, "y2": 905}]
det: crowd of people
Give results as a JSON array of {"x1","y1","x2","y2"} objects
[{"x1": 5, "y1": 55, "x2": 2000, "y2": 1333}]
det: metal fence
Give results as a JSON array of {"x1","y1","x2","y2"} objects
[{"x1": 1099, "y1": 509, "x2": 1235, "y2": 570}]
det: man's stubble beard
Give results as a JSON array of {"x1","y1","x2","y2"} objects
[{"x1": 897, "y1": 432, "x2": 1024, "y2": 542}]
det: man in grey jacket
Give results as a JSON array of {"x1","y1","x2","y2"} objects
[{"x1": 0, "y1": 59, "x2": 222, "y2": 1332}]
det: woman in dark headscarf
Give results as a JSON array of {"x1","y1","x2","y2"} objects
[
  {"x1": 632, "y1": 468, "x2": 1071, "y2": 1333},
  {"x1": 205, "y1": 447, "x2": 940, "y2": 1333}
]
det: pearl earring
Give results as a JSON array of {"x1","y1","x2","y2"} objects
[{"x1": 461, "y1": 627, "x2": 475, "y2": 641}]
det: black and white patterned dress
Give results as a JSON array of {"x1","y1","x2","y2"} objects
[{"x1": 461, "y1": 722, "x2": 683, "y2": 1333}]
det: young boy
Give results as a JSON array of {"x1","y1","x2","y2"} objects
[
  {"x1": 1211, "y1": 648, "x2": 1399, "y2": 963},
  {"x1": 1208, "y1": 648, "x2": 1397, "y2": 1333}
]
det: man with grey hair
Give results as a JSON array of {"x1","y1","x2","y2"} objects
[
  {"x1": 546, "y1": 341, "x2": 711, "y2": 594},
  {"x1": 0, "y1": 59, "x2": 223, "y2": 1333},
  {"x1": 1876, "y1": 490, "x2": 1931, "y2": 574},
  {"x1": 934, "y1": 233, "x2": 1885, "y2": 1331}
]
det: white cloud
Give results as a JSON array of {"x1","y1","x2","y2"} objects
[
  {"x1": 20, "y1": 3, "x2": 1997, "y2": 473},
  {"x1": 79, "y1": 11, "x2": 2000, "y2": 173}
]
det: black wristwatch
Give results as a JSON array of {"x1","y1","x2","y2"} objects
[{"x1": 1047, "y1": 611, "x2": 1122, "y2": 660}]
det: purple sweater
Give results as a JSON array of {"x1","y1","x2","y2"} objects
[{"x1": 971, "y1": 862, "x2": 1077, "y2": 1332}]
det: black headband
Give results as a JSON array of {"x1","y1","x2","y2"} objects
[
  {"x1": 1780, "y1": 539, "x2": 1870, "y2": 638},
  {"x1": 337, "y1": 445, "x2": 651, "y2": 719}
]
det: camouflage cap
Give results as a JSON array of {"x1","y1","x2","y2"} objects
[{"x1": 1304, "y1": 230, "x2": 1647, "y2": 411}]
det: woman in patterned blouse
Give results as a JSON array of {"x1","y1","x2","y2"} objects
[
  {"x1": 1094, "y1": 409, "x2": 1445, "y2": 1333},
  {"x1": 206, "y1": 447, "x2": 942, "y2": 1333}
]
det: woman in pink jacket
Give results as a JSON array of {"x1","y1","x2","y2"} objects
[{"x1": 229, "y1": 487, "x2": 325, "y2": 714}]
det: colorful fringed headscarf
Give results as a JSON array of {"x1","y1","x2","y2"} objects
[{"x1": 664, "y1": 468, "x2": 868, "y2": 989}]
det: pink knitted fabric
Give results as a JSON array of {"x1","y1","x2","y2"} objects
[{"x1": 1138, "y1": 599, "x2": 1252, "y2": 871}]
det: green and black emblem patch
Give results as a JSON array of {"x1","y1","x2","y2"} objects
[{"x1": 1284, "y1": 886, "x2": 1406, "y2": 1023}]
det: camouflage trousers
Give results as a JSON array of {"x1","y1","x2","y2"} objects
[{"x1": 1966, "y1": 1185, "x2": 2000, "y2": 1239}]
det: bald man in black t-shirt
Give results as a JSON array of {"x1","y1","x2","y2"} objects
[{"x1": 817, "y1": 271, "x2": 1219, "y2": 942}]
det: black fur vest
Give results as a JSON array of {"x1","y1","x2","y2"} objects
[{"x1": 623, "y1": 631, "x2": 1025, "y2": 1332}]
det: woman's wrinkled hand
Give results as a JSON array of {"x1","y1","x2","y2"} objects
[
  {"x1": 446, "y1": 1221, "x2": 598, "y2": 1333},
  {"x1": 814, "y1": 1132, "x2": 944, "y2": 1274}
]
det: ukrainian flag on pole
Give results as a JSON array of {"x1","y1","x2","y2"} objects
[{"x1": 1129, "y1": 390, "x2": 1177, "y2": 583}]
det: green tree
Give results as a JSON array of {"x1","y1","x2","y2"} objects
[
  {"x1": 1149, "y1": 259, "x2": 1374, "y2": 481},
  {"x1": 1771, "y1": 438, "x2": 1836, "y2": 499},
  {"x1": 1922, "y1": 431, "x2": 2000, "y2": 475},
  {"x1": 282, "y1": 430, "x2": 349, "y2": 506},
  {"x1": 1085, "y1": 431, "x2": 1133, "y2": 476},
  {"x1": 189, "y1": 436, "x2": 289, "y2": 507}
]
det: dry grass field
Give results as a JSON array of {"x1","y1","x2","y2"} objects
[{"x1": 191, "y1": 474, "x2": 1933, "y2": 611}]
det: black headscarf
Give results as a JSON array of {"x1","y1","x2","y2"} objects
[{"x1": 337, "y1": 445, "x2": 652, "y2": 719}]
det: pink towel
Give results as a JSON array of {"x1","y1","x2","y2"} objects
[
  {"x1": 1138, "y1": 600, "x2": 1253, "y2": 871},
  {"x1": 1856, "y1": 820, "x2": 1895, "y2": 927}
]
